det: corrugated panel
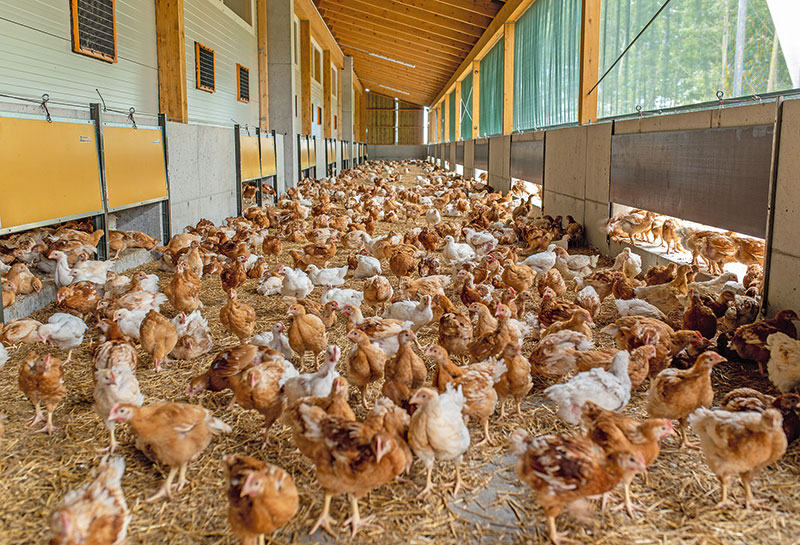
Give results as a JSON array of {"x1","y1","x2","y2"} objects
[
  {"x1": 610, "y1": 126, "x2": 773, "y2": 238},
  {"x1": 184, "y1": 0, "x2": 259, "y2": 126},
  {"x1": 0, "y1": 0, "x2": 158, "y2": 113}
]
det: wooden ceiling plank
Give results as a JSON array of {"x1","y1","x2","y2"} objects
[
  {"x1": 364, "y1": 0, "x2": 495, "y2": 28},
  {"x1": 435, "y1": 0, "x2": 503, "y2": 18},
  {"x1": 317, "y1": 0, "x2": 482, "y2": 43},
  {"x1": 352, "y1": 65, "x2": 445, "y2": 91},
  {"x1": 338, "y1": 37, "x2": 462, "y2": 71},
  {"x1": 345, "y1": 52, "x2": 452, "y2": 84}
]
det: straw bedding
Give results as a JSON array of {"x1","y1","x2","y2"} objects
[{"x1": 0, "y1": 165, "x2": 798, "y2": 545}]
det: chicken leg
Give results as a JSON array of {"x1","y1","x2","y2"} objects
[
  {"x1": 473, "y1": 417, "x2": 493, "y2": 447},
  {"x1": 546, "y1": 512, "x2": 578, "y2": 545},
  {"x1": 176, "y1": 462, "x2": 189, "y2": 492},
  {"x1": 309, "y1": 493, "x2": 337, "y2": 536},
  {"x1": 147, "y1": 466, "x2": 179, "y2": 502},
  {"x1": 34, "y1": 409, "x2": 58, "y2": 434},
  {"x1": 27, "y1": 401, "x2": 44, "y2": 427},
  {"x1": 716, "y1": 475, "x2": 735, "y2": 509},
  {"x1": 343, "y1": 494, "x2": 380, "y2": 536},
  {"x1": 416, "y1": 464, "x2": 435, "y2": 498}
]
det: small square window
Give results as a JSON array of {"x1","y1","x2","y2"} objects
[
  {"x1": 70, "y1": 0, "x2": 117, "y2": 63},
  {"x1": 313, "y1": 49, "x2": 321, "y2": 83},
  {"x1": 195, "y1": 42, "x2": 216, "y2": 92},
  {"x1": 236, "y1": 64, "x2": 250, "y2": 102},
  {"x1": 317, "y1": 106, "x2": 322, "y2": 124},
  {"x1": 334, "y1": 115, "x2": 338, "y2": 130}
]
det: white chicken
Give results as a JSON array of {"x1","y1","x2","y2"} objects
[
  {"x1": 766, "y1": 332, "x2": 800, "y2": 394},
  {"x1": 279, "y1": 266, "x2": 314, "y2": 300},
  {"x1": 614, "y1": 298, "x2": 668, "y2": 321},
  {"x1": 612, "y1": 247, "x2": 642, "y2": 279},
  {"x1": 442, "y1": 235, "x2": 476, "y2": 265},
  {"x1": 544, "y1": 350, "x2": 632, "y2": 425},
  {"x1": 132, "y1": 273, "x2": 160, "y2": 293},
  {"x1": 517, "y1": 244, "x2": 557, "y2": 275},
  {"x1": 256, "y1": 274, "x2": 283, "y2": 296},
  {"x1": 113, "y1": 309, "x2": 147, "y2": 341},
  {"x1": 94, "y1": 365, "x2": 144, "y2": 452},
  {"x1": 48, "y1": 250, "x2": 79, "y2": 287},
  {"x1": 0, "y1": 344, "x2": 8, "y2": 369},
  {"x1": 553, "y1": 246, "x2": 598, "y2": 280},
  {"x1": 320, "y1": 286, "x2": 363, "y2": 308},
  {"x1": 38, "y1": 313, "x2": 88, "y2": 355},
  {"x1": 382, "y1": 295, "x2": 434, "y2": 331},
  {"x1": 283, "y1": 345, "x2": 341, "y2": 406},
  {"x1": 71, "y1": 255, "x2": 115, "y2": 285},
  {"x1": 170, "y1": 310, "x2": 213, "y2": 360},
  {"x1": 462, "y1": 227, "x2": 498, "y2": 256},
  {"x1": 251, "y1": 322, "x2": 294, "y2": 360},
  {"x1": 353, "y1": 255, "x2": 382, "y2": 278},
  {"x1": 576, "y1": 286, "x2": 601, "y2": 318},
  {"x1": 305, "y1": 264, "x2": 348, "y2": 286},
  {"x1": 425, "y1": 209, "x2": 441, "y2": 226}
]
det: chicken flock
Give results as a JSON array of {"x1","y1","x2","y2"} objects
[{"x1": 1, "y1": 160, "x2": 799, "y2": 545}]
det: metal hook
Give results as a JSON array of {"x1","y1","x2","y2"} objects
[
  {"x1": 95, "y1": 89, "x2": 107, "y2": 112},
  {"x1": 635, "y1": 105, "x2": 642, "y2": 118},
  {"x1": 41, "y1": 93, "x2": 51, "y2": 123},
  {"x1": 753, "y1": 94, "x2": 762, "y2": 103},
  {"x1": 716, "y1": 90, "x2": 724, "y2": 106},
  {"x1": 128, "y1": 107, "x2": 137, "y2": 129}
]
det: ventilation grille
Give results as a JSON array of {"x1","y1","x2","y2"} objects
[
  {"x1": 237, "y1": 64, "x2": 250, "y2": 102},
  {"x1": 195, "y1": 42, "x2": 215, "y2": 92},
  {"x1": 71, "y1": 0, "x2": 116, "y2": 62}
]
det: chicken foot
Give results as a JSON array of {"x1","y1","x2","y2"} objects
[
  {"x1": 473, "y1": 417, "x2": 493, "y2": 447},
  {"x1": 676, "y1": 419, "x2": 700, "y2": 449},
  {"x1": 546, "y1": 513, "x2": 578, "y2": 545},
  {"x1": 27, "y1": 401, "x2": 44, "y2": 427},
  {"x1": 146, "y1": 466, "x2": 179, "y2": 502},
  {"x1": 34, "y1": 409, "x2": 58, "y2": 434},
  {"x1": 416, "y1": 464, "x2": 436, "y2": 498},
  {"x1": 608, "y1": 480, "x2": 648, "y2": 518},
  {"x1": 343, "y1": 494, "x2": 381, "y2": 537},
  {"x1": 309, "y1": 493, "x2": 337, "y2": 536}
]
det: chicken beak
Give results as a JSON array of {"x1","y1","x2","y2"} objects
[
  {"x1": 240, "y1": 472, "x2": 256, "y2": 497},
  {"x1": 108, "y1": 371, "x2": 117, "y2": 386}
]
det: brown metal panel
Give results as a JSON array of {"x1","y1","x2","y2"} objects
[
  {"x1": 510, "y1": 139, "x2": 543, "y2": 185},
  {"x1": 610, "y1": 126, "x2": 773, "y2": 238},
  {"x1": 456, "y1": 142, "x2": 464, "y2": 164},
  {"x1": 474, "y1": 140, "x2": 488, "y2": 171}
]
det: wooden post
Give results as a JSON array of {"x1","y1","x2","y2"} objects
[
  {"x1": 444, "y1": 94, "x2": 450, "y2": 142},
  {"x1": 300, "y1": 20, "x2": 312, "y2": 135},
  {"x1": 360, "y1": 91, "x2": 367, "y2": 141},
  {"x1": 578, "y1": 0, "x2": 601, "y2": 124},
  {"x1": 256, "y1": 0, "x2": 268, "y2": 129},
  {"x1": 155, "y1": 0, "x2": 187, "y2": 123},
  {"x1": 472, "y1": 61, "x2": 480, "y2": 138},
  {"x1": 337, "y1": 66, "x2": 343, "y2": 139},
  {"x1": 323, "y1": 50, "x2": 332, "y2": 138},
  {"x1": 455, "y1": 80, "x2": 462, "y2": 140},
  {"x1": 503, "y1": 22, "x2": 515, "y2": 134}
]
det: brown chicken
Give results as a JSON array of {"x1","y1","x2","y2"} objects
[
  {"x1": 140, "y1": 309, "x2": 178, "y2": 372},
  {"x1": 468, "y1": 302, "x2": 498, "y2": 338},
  {"x1": 381, "y1": 330, "x2": 426, "y2": 407},
  {"x1": 494, "y1": 343, "x2": 532, "y2": 416},
  {"x1": 577, "y1": 268, "x2": 619, "y2": 301},
  {"x1": 417, "y1": 227, "x2": 440, "y2": 254},
  {"x1": 644, "y1": 262, "x2": 678, "y2": 286},
  {"x1": 287, "y1": 304, "x2": 328, "y2": 368},
  {"x1": 49, "y1": 455, "x2": 129, "y2": 545},
  {"x1": 509, "y1": 429, "x2": 645, "y2": 545},
  {"x1": 682, "y1": 288, "x2": 717, "y2": 339},
  {"x1": 283, "y1": 297, "x2": 338, "y2": 328},
  {"x1": 501, "y1": 259, "x2": 535, "y2": 294},
  {"x1": 388, "y1": 246, "x2": 419, "y2": 278},
  {"x1": 581, "y1": 401, "x2": 674, "y2": 517},
  {"x1": 220, "y1": 288, "x2": 256, "y2": 342},
  {"x1": 224, "y1": 454, "x2": 299, "y2": 545},
  {"x1": 725, "y1": 310, "x2": 799, "y2": 373},
  {"x1": 285, "y1": 376, "x2": 356, "y2": 458},
  {"x1": 1, "y1": 280, "x2": 14, "y2": 307},
  {"x1": 537, "y1": 268, "x2": 566, "y2": 298},
  {"x1": 721, "y1": 388, "x2": 800, "y2": 444},
  {"x1": 468, "y1": 304, "x2": 520, "y2": 363},
  {"x1": 93, "y1": 321, "x2": 138, "y2": 370},
  {"x1": 538, "y1": 287, "x2": 583, "y2": 328},
  {"x1": 298, "y1": 398, "x2": 409, "y2": 536},
  {"x1": 56, "y1": 281, "x2": 100, "y2": 319},
  {"x1": 261, "y1": 235, "x2": 282, "y2": 261},
  {"x1": 18, "y1": 353, "x2": 66, "y2": 434},
  {"x1": 541, "y1": 308, "x2": 594, "y2": 339},
  {"x1": 165, "y1": 262, "x2": 202, "y2": 314},
  {"x1": 108, "y1": 401, "x2": 231, "y2": 501},
  {"x1": 689, "y1": 407, "x2": 787, "y2": 508},
  {"x1": 647, "y1": 352, "x2": 725, "y2": 446},
  {"x1": 231, "y1": 355, "x2": 295, "y2": 447},
  {"x1": 346, "y1": 329, "x2": 386, "y2": 407},
  {"x1": 187, "y1": 344, "x2": 269, "y2": 409},
  {"x1": 426, "y1": 345, "x2": 498, "y2": 446},
  {"x1": 221, "y1": 255, "x2": 248, "y2": 292},
  {"x1": 362, "y1": 275, "x2": 393, "y2": 315},
  {"x1": 5, "y1": 262, "x2": 42, "y2": 294},
  {"x1": 438, "y1": 308, "x2": 474, "y2": 362}
]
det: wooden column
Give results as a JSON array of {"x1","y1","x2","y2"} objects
[
  {"x1": 455, "y1": 80, "x2": 462, "y2": 140},
  {"x1": 323, "y1": 50, "x2": 332, "y2": 138},
  {"x1": 472, "y1": 61, "x2": 480, "y2": 138},
  {"x1": 443, "y1": 94, "x2": 450, "y2": 142},
  {"x1": 503, "y1": 22, "x2": 515, "y2": 134},
  {"x1": 360, "y1": 91, "x2": 367, "y2": 141},
  {"x1": 155, "y1": 0, "x2": 187, "y2": 123},
  {"x1": 300, "y1": 20, "x2": 312, "y2": 135},
  {"x1": 578, "y1": 0, "x2": 601, "y2": 124},
  {"x1": 256, "y1": 0, "x2": 268, "y2": 129},
  {"x1": 337, "y1": 67, "x2": 343, "y2": 139}
]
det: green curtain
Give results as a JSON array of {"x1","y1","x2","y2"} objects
[
  {"x1": 448, "y1": 91, "x2": 456, "y2": 141},
  {"x1": 598, "y1": 0, "x2": 794, "y2": 118},
  {"x1": 439, "y1": 105, "x2": 444, "y2": 141},
  {"x1": 479, "y1": 38, "x2": 504, "y2": 136},
  {"x1": 513, "y1": 0, "x2": 581, "y2": 130},
  {"x1": 460, "y1": 73, "x2": 473, "y2": 139}
]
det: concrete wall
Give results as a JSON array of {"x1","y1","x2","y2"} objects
[
  {"x1": 166, "y1": 121, "x2": 237, "y2": 234},
  {"x1": 368, "y1": 145, "x2": 427, "y2": 160}
]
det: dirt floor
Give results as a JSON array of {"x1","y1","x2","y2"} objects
[{"x1": 0, "y1": 165, "x2": 798, "y2": 545}]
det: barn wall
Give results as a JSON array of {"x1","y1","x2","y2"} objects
[
  {"x1": 0, "y1": 0, "x2": 158, "y2": 113},
  {"x1": 368, "y1": 145, "x2": 427, "y2": 160},
  {"x1": 183, "y1": 0, "x2": 259, "y2": 127}
]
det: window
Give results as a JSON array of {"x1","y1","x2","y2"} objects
[
  {"x1": 295, "y1": 95, "x2": 298, "y2": 117},
  {"x1": 294, "y1": 21, "x2": 300, "y2": 66},
  {"x1": 70, "y1": 0, "x2": 117, "y2": 63},
  {"x1": 223, "y1": 0, "x2": 251, "y2": 24},
  {"x1": 236, "y1": 64, "x2": 250, "y2": 102},
  {"x1": 313, "y1": 49, "x2": 322, "y2": 83},
  {"x1": 317, "y1": 106, "x2": 322, "y2": 124},
  {"x1": 334, "y1": 115, "x2": 338, "y2": 130},
  {"x1": 332, "y1": 69, "x2": 337, "y2": 95},
  {"x1": 195, "y1": 42, "x2": 216, "y2": 92}
]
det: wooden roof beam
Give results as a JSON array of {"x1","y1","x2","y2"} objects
[{"x1": 338, "y1": 37, "x2": 462, "y2": 71}]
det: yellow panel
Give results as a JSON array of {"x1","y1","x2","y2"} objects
[
  {"x1": 0, "y1": 117, "x2": 103, "y2": 230},
  {"x1": 104, "y1": 126, "x2": 168, "y2": 210},
  {"x1": 343, "y1": 143, "x2": 349, "y2": 159},
  {"x1": 260, "y1": 136, "x2": 277, "y2": 176},
  {"x1": 300, "y1": 137, "x2": 310, "y2": 169},
  {"x1": 309, "y1": 137, "x2": 317, "y2": 164},
  {"x1": 240, "y1": 134, "x2": 261, "y2": 181}
]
